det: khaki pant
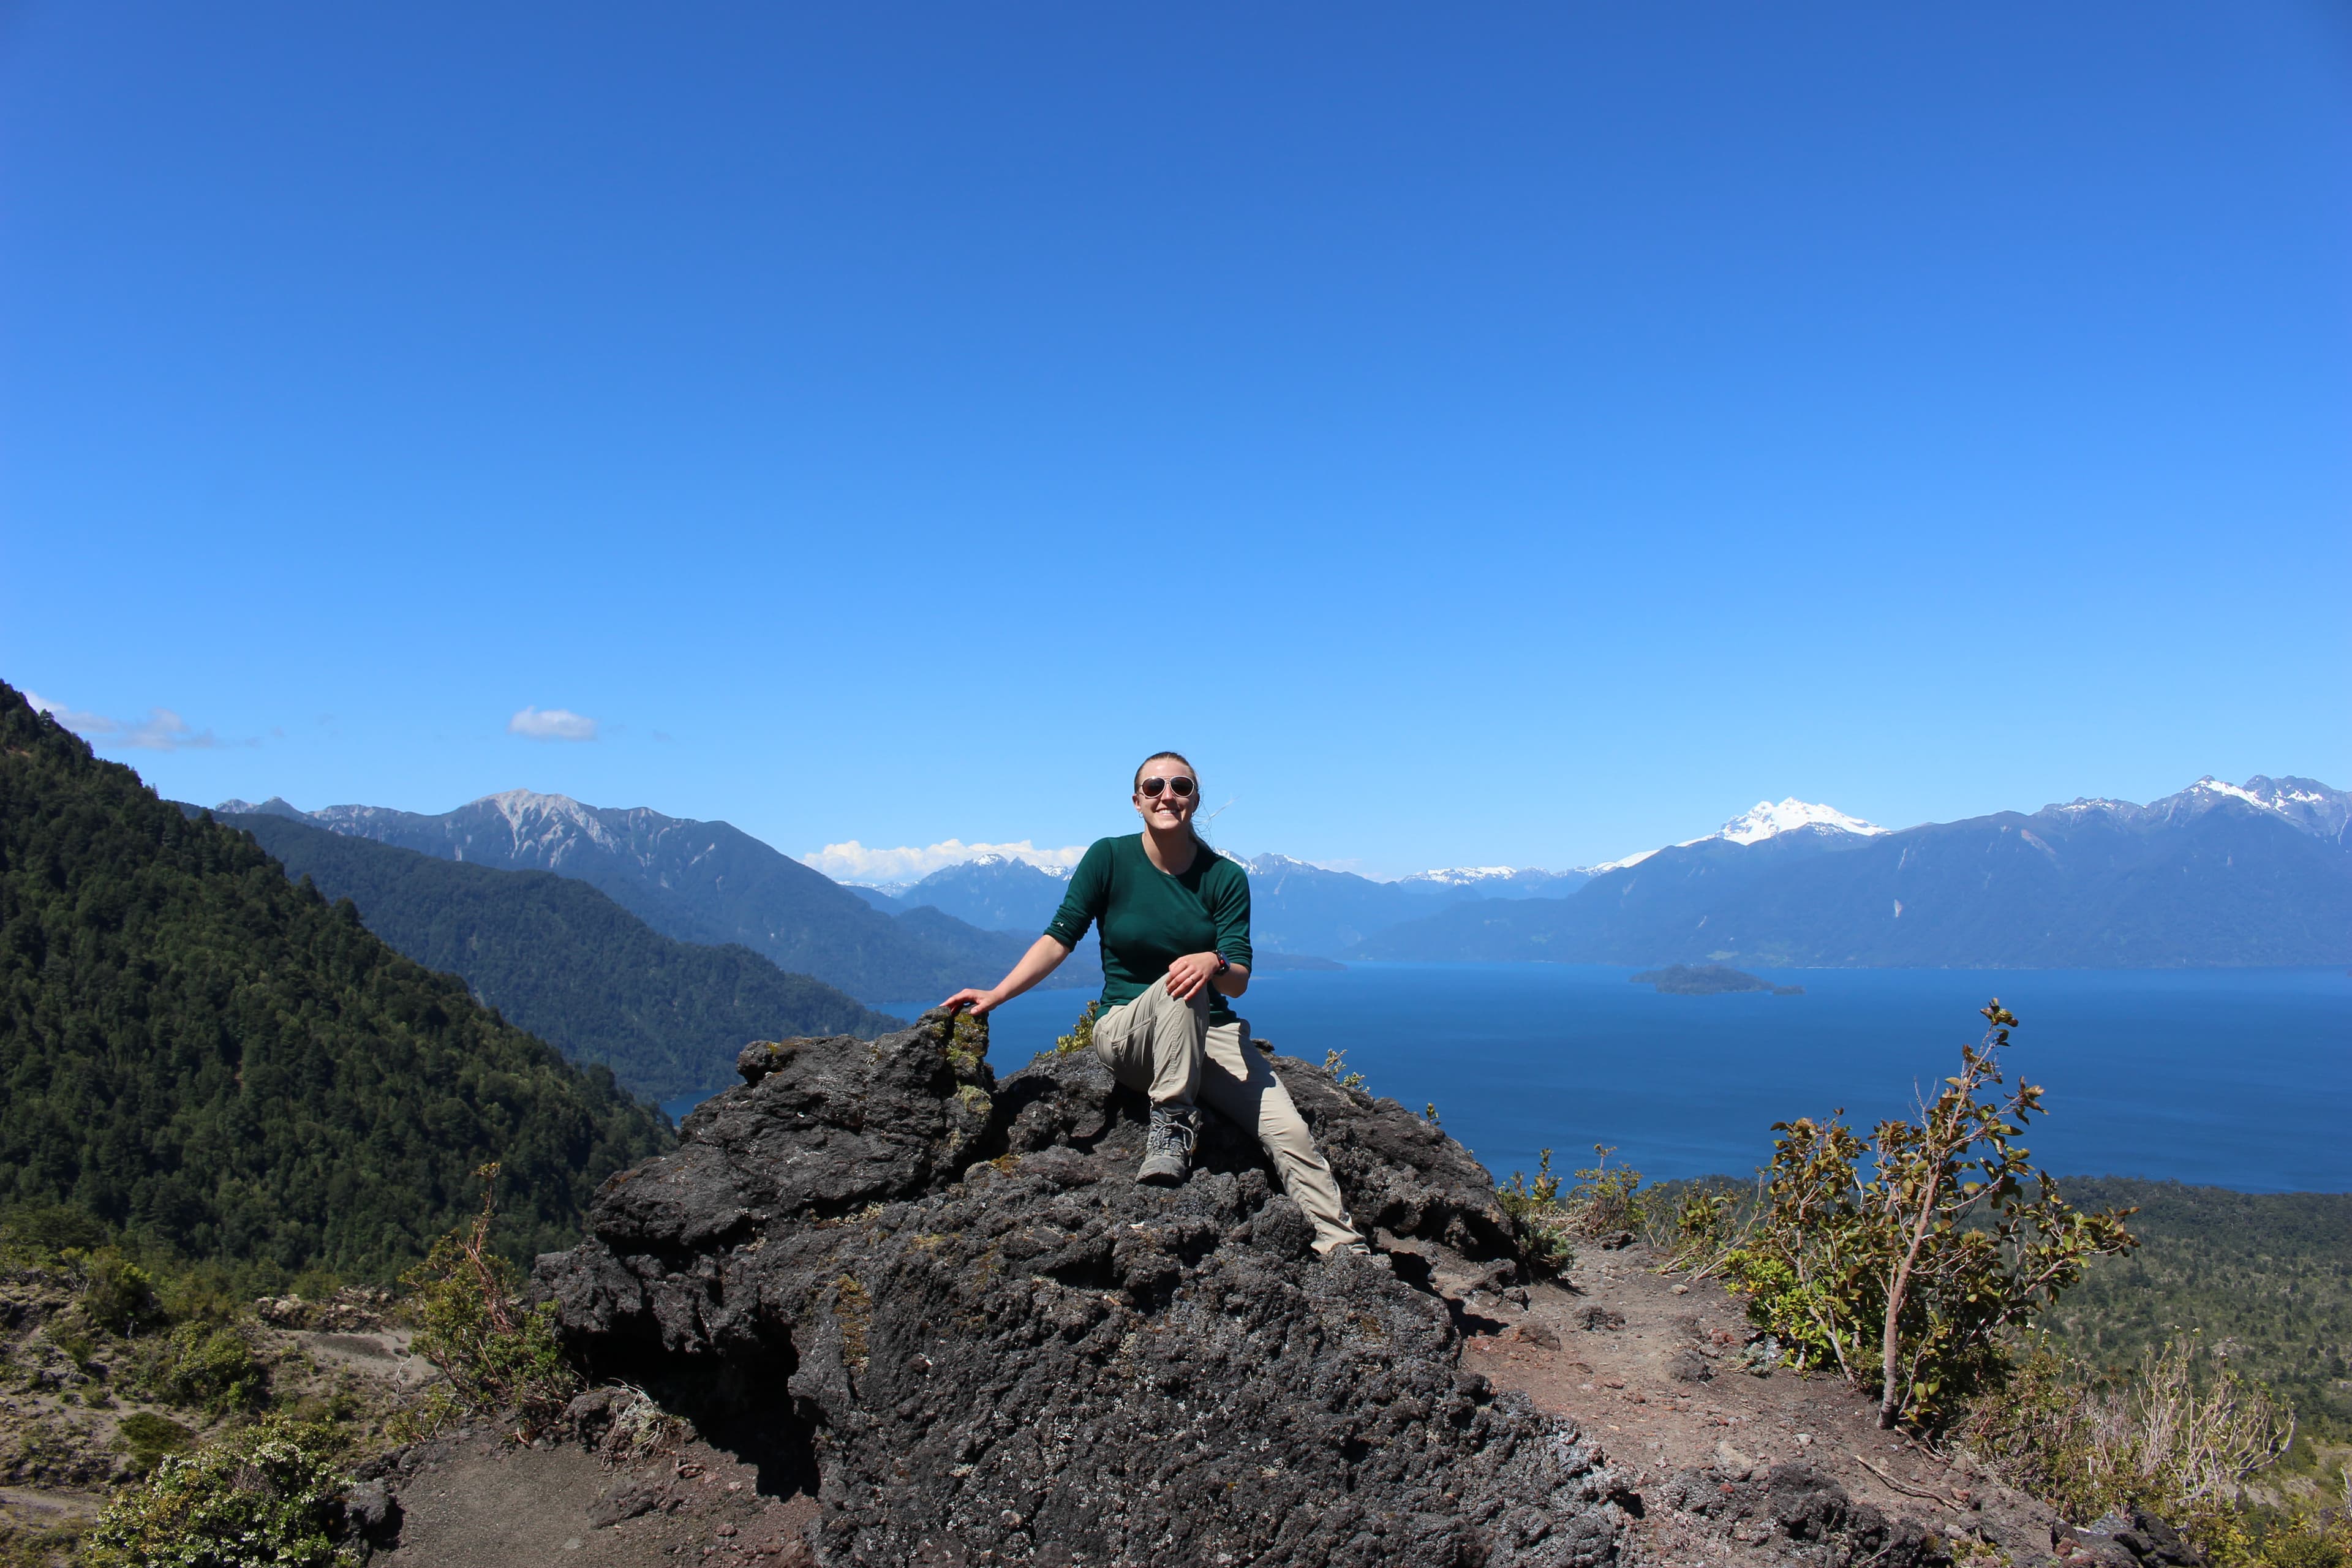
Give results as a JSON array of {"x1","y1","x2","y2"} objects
[{"x1": 1090, "y1": 982, "x2": 1362, "y2": 1255}]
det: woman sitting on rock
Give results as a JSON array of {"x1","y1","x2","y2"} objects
[{"x1": 943, "y1": 750, "x2": 1374, "y2": 1261}]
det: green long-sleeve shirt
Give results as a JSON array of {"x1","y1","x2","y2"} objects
[{"x1": 1044, "y1": 834, "x2": 1254, "y2": 1025}]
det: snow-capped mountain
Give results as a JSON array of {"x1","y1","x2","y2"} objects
[
  {"x1": 1354, "y1": 773, "x2": 2350, "y2": 969},
  {"x1": 2041, "y1": 776, "x2": 2348, "y2": 841},
  {"x1": 1697, "y1": 798, "x2": 1888, "y2": 846},
  {"x1": 1585, "y1": 798, "x2": 1887, "y2": 874}
]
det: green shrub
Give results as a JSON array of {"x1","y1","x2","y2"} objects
[
  {"x1": 85, "y1": 1415, "x2": 349, "y2": 1568},
  {"x1": 1322, "y1": 1049, "x2": 1366, "y2": 1090},
  {"x1": 399, "y1": 1163, "x2": 579, "y2": 1434},
  {"x1": 1718, "y1": 1002, "x2": 2137, "y2": 1427},
  {"x1": 1498, "y1": 1150, "x2": 1576, "y2": 1278},
  {"x1": 115, "y1": 1411, "x2": 196, "y2": 1474},
  {"x1": 140, "y1": 1323, "x2": 270, "y2": 1418},
  {"x1": 1563, "y1": 1144, "x2": 1646, "y2": 1238},
  {"x1": 77, "y1": 1250, "x2": 167, "y2": 1336}
]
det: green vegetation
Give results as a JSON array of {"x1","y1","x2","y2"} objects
[
  {"x1": 84, "y1": 1415, "x2": 353, "y2": 1568},
  {"x1": 1956, "y1": 1340, "x2": 2301, "y2": 1562},
  {"x1": 393, "y1": 1163, "x2": 580, "y2": 1439},
  {"x1": 0, "y1": 679, "x2": 668, "y2": 1282},
  {"x1": 2036, "y1": 1179, "x2": 2352, "y2": 1449},
  {"x1": 1646, "y1": 1000, "x2": 2350, "y2": 1563},
  {"x1": 221, "y1": 809, "x2": 902, "y2": 1101},
  {"x1": 1498, "y1": 1144, "x2": 1651, "y2": 1278},
  {"x1": 1708, "y1": 1003, "x2": 2136, "y2": 1427}
]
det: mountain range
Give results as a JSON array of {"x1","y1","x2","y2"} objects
[
  {"x1": 219, "y1": 793, "x2": 1096, "y2": 1004},
  {"x1": 221, "y1": 773, "x2": 2346, "y2": 985},
  {"x1": 211, "y1": 809, "x2": 900, "y2": 1101},
  {"x1": 1354, "y1": 776, "x2": 2351, "y2": 968}
]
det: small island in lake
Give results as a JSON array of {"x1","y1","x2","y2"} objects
[{"x1": 1630, "y1": 963, "x2": 1804, "y2": 997}]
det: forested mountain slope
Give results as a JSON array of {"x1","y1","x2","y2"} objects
[
  {"x1": 2047, "y1": 1178, "x2": 2352, "y2": 1443},
  {"x1": 0, "y1": 681, "x2": 668, "y2": 1280},
  {"x1": 1355, "y1": 785, "x2": 2352, "y2": 968},
  {"x1": 213, "y1": 810, "x2": 900, "y2": 1101},
  {"x1": 229, "y1": 793, "x2": 1086, "y2": 1001}
]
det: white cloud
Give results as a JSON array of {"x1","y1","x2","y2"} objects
[
  {"x1": 802, "y1": 838, "x2": 1088, "y2": 883},
  {"x1": 508, "y1": 706, "x2": 598, "y2": 742},
  {"x1": 27, "y1": 690, "x2": 235, "y2": 750}
]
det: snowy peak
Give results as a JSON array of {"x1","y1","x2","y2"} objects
[
  {"x1": 2040, "y1": 776, "x2": 2349, "y2": 840},
  {"x1": 1584, "y1": 848, "x2": 1660, "y2": 874},
  {"x1": 1400, "y1": 866, "x2": 1521, "y2": 888},
  {"x1": 1688, "y1": 798, "x2": 1888, "y2": 847},
  {"x1": 1579, "y1": 797, "x2": 1883, "y2": 878}
]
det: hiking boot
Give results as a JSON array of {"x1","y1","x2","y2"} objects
[{"x1": 1137, "y1": 1104, "x2": 1199, "y2": 1186}]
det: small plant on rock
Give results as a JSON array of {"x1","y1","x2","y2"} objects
[
  {"x1": 1045, "y1": 1001, "x2": 1099, "y2": 1059},
  {"x1": 1721, "y1": 1001, "x2": 2138, "y2": 1428},
  {"x1": 397, "y1": 1162, "x2": 579, "y2": 1438},
  {"x1": 1322, "y1": 1049, "x2": 1366, "y2": 1090}
]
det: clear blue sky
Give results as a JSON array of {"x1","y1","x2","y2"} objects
[{"x1": 4, "y1": 4, "x2": 2345, "y2": 879}]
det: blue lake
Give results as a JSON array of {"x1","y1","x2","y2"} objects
[{"x1": 676, "y1": 965, "x2": 2352, "y2": 1194}]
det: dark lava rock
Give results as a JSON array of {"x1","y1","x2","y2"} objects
[
  {"x1": 1657, "y1": 1462, "x2": 1950, "y2": 1568},
  {"x1": 2069, "y1": 1510, "x2": 2211, "y2": 1568},
  {"x1": 538, "y1": 1010, "x2": 1637, "y2": 1566}
]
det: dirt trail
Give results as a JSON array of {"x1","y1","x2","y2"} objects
[
  {"x1": 372, "y1": 1424, "x2": 818, "y2": 1568},
  {"x1": 1458, "y1": 1239, "x2": 2072, "y2": 1567}
]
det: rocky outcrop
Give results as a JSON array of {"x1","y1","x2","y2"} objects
[
  {"x1": 537, "y1": 1010, "x2": 1634, "y2": 1566},
  {"x1": 1654, "y1": 1462, "x2": 1951, "y2": 1568}
]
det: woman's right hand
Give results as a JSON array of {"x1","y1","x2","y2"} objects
[{"x1": 940, "y1": 987, "x2": 998, "y2": 1017}]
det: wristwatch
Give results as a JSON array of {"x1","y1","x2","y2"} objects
[{"x1": 1212, "y1": 953, "x2": 1230, "y2": 976}]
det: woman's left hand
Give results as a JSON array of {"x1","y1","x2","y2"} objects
[{"x1": 1163, "y1": 952, "x2": 1221, "y2": 1000}]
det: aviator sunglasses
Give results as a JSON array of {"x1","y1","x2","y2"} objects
[{"x1": 1137, "y1": 775, "x2": 1196, "y2": 799}]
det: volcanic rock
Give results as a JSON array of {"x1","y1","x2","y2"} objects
[{"x1": 537, "y1": 1009, "x2": 1637, "y2": 1566}]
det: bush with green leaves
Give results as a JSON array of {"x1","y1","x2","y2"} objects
[
  {"x1": 1497, "y1": 1150, "x2": 1576, "y2": 1278},
  {"x1": 398, "y1": 1163, "x2": 579, "y2": 1436},
  {"x1": 1717, "y1": 1002, "x2": 2137, "y2": 1427},
  {"x1": 84, "y1": 1415, "x2": 350, "y2": 1568},
  {"x1": 115, "y1": 1412, "x2": 197, "y2": 1474},
  {"x1": 137, "y1": 1322, "x2": 271, "y2": 1418}
]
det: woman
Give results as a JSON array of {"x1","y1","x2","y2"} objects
[{"x1": 943, "y1": 752, "x2": 1373, "y2": 1259}]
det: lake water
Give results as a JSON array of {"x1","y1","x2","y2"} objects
[{"x1": 674, "y1": 965, "x2": 2352, "y2": 1194}]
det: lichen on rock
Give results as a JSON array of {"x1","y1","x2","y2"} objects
[{"x1": 537, "y1": 1008, "x2": 1638, "y2": 1566}]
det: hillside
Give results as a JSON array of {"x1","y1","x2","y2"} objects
[
  {"x1": 2041, "y1": 1178, "x2": 2352, "y2": 1444},
  {"x1": 212, "y1": 810, "x2": 901, "y2": 1101},
  {"x1": 0, "y1": 680, "x2": 669, "y2": 1280},
  {"x1": 1355, "y1": 777, "x2": 2352, "y2": 968},
  {"x1": 225, "y1": 794, "x2": 1090, "y2": 1003}
]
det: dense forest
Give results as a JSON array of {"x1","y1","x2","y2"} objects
[
  {"x1": 2041, "y1": 1178, "x2": 2352, "y2": 1442},
  {"x1": 213, "y1": 810, "x2": 901, "y2": 1101},
  {"x1": 0, "y1": 681, "x2": 669, "y2": 1281}
]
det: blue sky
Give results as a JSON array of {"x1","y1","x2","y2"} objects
[{"x1": 4, "y1": 4, "x2": 2346, "y2": 880}]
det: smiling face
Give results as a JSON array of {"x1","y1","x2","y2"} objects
[{"x1": 1132, "y1": 752, "x2": 1199, "y2": 834}]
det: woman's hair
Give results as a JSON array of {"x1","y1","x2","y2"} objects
[{"x1": 1133, "y1": 750, "x2": 1209, "y2": 848}]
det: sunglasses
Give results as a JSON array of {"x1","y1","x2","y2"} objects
[{"x1": 1137, "y1": 775, "x2": 1196, "y2": 799}]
